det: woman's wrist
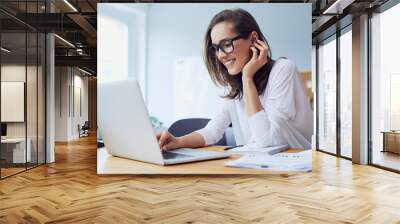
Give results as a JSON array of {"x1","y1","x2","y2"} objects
[
  {"x1": 242, "y1": 75, "x2": 255, "y2": 85},
  {"x1": 176, "y1": 136, "x2": 184, "y2": 148}
]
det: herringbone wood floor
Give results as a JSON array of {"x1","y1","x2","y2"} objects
[{"x1": 1, "y1": 135, "x2": 400, "y2": 224}]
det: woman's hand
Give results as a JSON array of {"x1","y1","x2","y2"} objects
[
  {"x1": 242, "y1": 39, "x2": 269, "y2": 80},
  {"x1": 156, "y1": 131, "x2": 181, "y2": 151}
]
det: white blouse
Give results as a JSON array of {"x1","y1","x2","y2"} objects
[{"x1": 196, "y1": 58, "x2": 313, "y2": 149}]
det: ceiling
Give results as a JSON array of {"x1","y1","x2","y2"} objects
[
  {"x1": 0, "y1": 0, "x2": 99, "y2": 73},
  {"x1": 0, "y1": 0, "x2": 392, "y2": 75}
]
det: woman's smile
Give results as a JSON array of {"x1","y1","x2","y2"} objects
[
  {"x1": 223, "y1": 58, "x2": 236, "y2": 67},
  {"x1": 210, "y1": 21, "x2": 253, "y2": 75}
]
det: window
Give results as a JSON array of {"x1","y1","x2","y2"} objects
[
  {"x1": 339, "y1": 27, "x2": 352, "y2": 158},
  {"x1": 316, "y1": 23, "x2": 353, "y2": 159},
  {"x1": 97, "y1": 4, "x2": 148, "y2": 97},
  {"x1": 317, "y1": 35, "x2": 337, "y2": 154},
  {"x1": 370, "y1": 2, "x2": 400, "y2": 171}
]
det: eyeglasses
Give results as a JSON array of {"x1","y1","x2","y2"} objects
[{"x1": 209, "y1": 33, "x2": 249, "y2": 57}]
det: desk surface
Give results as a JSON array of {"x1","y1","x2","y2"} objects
[
  {"x1": 97, "y1": 146, "x2": 305, "y2": 175},
  {"x1": 1, "y1": 138, "x2": 27, "y2": 143}
]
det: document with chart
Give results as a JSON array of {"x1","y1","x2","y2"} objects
[{"x1": 225, "y1": 150, "x2": 312, "y2": 172}]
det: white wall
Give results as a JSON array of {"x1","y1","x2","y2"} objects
[
  {"x1": 72, "y1": 74, "x2": 89, "y2": 138},
  {"x1": 55, "y1": 67, "x2": 69, "y2": 141},
  {"x1": 1, "y1": 66, "x2": 26, "y2": 137},
  {"x1": 55, "y1": 67, "x2": 89, "y2": 141},
  {"x1": 1, "y1": 65, "x2": 38, "y2": 137}
]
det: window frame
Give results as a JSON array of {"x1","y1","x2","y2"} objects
[
  {"x1": 315, "y1": 21, "x2": 353, "y2": 161},
  {"x1": 367, "y1": 0, "x2": 400, "y2": 173}
]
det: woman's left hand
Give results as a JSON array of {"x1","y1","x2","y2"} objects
[{"x1": 242, "y1": 39, "x2": 269, "y2": 80}]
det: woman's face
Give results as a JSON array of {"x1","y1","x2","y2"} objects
[{"x1": 210, "y1": 22, "x2": 253, "y2": 75}]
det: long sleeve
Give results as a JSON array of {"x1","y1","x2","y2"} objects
[
  {"x1": 195, "y1": 100, "x2": 232, "y2": 146},
  {"x1": 247, "y1": 59, "x2": 312, "y2": 149}
]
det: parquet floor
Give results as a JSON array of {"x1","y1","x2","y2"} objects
[
  {"x1": 1, "y1": 167, "x2": 26, "y2": 178},
  {"x1": 372, "y1": 150, "x2": 400, "y2": 171},
  {"x1": 1, "y1": 135, "x2": 400, "y2": 223}
]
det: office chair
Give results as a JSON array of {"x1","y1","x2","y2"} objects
[
  {"x1": 168, "y1": 118, "x2": 233, "y2": 146},
  {"x1": 79, "y1": 121, "x2": 90, "y2": 138}
]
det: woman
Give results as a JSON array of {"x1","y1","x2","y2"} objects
[{"x1": 157, "y1": 8, "x2": 313, "y2": 151}]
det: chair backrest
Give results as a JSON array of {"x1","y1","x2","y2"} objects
[
  {"x1": 82, "y1": 121, "x2": 90, "y2": 129},
  {"x1": 224, "y1": 127, "x2": 236, "y2": 146},
  {"x1": 168, "y1": 118, "x2": 227, "y2": 146}
]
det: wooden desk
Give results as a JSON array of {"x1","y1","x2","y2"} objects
[
  {"x1": 97, "y1": 146, "x2": 305, "y2": 175},
  {"x1": 381, "y1": 131, "x2": 400, "y2": 154}
]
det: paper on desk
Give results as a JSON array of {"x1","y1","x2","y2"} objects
[
  {"x1": 228, "y1": 144, "x2": 289, "y2": 155},
  {"x1": 225, "y1": 150, "x2": 312, "y2": 172}
]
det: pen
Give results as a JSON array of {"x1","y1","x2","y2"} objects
[{"x1": 224, "y1": 145, "x2": 244, "y2": 150}]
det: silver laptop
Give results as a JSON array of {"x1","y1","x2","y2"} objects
[{"x1": 98, "y1": 79, "x2": 230, "y2": 165}]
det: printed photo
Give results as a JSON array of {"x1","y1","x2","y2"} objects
[{"x1": 97, "y1": 3, "x2": 313, "y2": 174}]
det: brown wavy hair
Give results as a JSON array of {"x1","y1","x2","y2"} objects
[{"x1": 204, "y1": 8, "x2": 275, "y2": 100}]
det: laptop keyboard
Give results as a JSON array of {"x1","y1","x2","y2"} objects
[{"x1": 162, "y1": 151, "x2": 191, "y2": 160}]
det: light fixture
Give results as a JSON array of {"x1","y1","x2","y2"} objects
[
  {"x1": 322, "y1": 0, "x2": 355, "y2": 15},
  {"x1": 76, "y1": 48, "x2": 85, "y2": 55},
  {"x1": 54, "y1": 34, "x2": 75, "y2": 48},
  {"x1": 1, "y1": 47, "x2": 11, "y2": 53},
  {"x1": 78, "y1": 67, "x2": 92, "y2": 76},
  {"x1": 63, "y1": 0, "x2": 78, "y2": 12}
]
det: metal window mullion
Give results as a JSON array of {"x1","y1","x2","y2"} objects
[
  {"x1": 336, "y1": 27, "x2": 341, "y2": 157},
  {"x1": 80, "y1": 88, "x2": 82, "y2": 117},
  {"x1": 367, "y1": 11, "x2": 373, "y2": 165},
  {"x1": 73, "y1": 68, "x2": 75, "y2": 118},
  {"x1": 44, "y1": 32, "x2": 47, "y2": 165},
  {"x1": 36, "y1": 0, "x2": 39, "y2": 167},
  {"x1": 25, "y1": 0, "x2": 28, "y2": 171},
  {"x1": 316, "y1": 44, "x2": 320, "y2": 150},
  {"x1": 44, "y1": 0, "x2": 49, "y2": 165},
  {"x1": 68, "y1": 68, "x2": 71, "y2": 118},
  {"x1": 59, "y1": 67, "x2": 61, "y2": 117}
]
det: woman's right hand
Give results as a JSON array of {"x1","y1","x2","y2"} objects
[{"x1": 156, "y1": 131, "x2": 181, "y2": 151}]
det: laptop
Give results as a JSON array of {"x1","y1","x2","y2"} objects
[{"x1": 98, "y1": 79, "x2": 230, "y2": 165}]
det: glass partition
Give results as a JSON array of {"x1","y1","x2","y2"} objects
[
  {"x1": 0, "y1": 31, "x2": 28, "y2": 177},
  {"x1": 27, "y1": 30, "x2": 38, "y2": 169},
  {"x1": 38, "y1": 32, "x2": 45, "y2": 165},
  {"x1": 317, "y1": 35, "x2": 337, "y2": 155},
  {"x1": 26, "y1": 0, "x2": 42, "y2": 169},
  {"x1": 0, "y1": 1, "x2": 46, "y2": 179}
]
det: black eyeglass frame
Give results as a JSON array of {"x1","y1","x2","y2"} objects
[{"x1": 209, "y1": 33, "x2": 250, "y2": 57}]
